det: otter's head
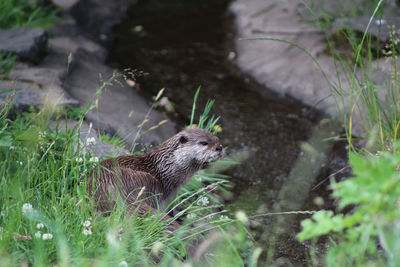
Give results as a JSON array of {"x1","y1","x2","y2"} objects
[{"x1": 172, "y1": 128, "x2": 223, "y2": 169}]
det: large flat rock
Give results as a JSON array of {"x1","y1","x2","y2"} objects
[{"x1": 0, "y1": 64, "x2": 79, "y2": 113}]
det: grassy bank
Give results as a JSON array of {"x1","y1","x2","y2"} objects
[
  {"x1": 0, "y1": 88, "x2": 260, "y2": 266},
  {"x1": 295, "y1": 1, "x2": 400, "y2": 266},
  {"x1": 0, "y1": 0, "x2": 59, "y2": 29}
]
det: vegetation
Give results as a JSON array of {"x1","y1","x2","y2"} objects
[
  {"x1": 0, "y1": 53, "x2": 16, "y2": 76},
  {"x1": 0, "y1": 85, "x2": 260, "y2": 266},
  {"x1": 4, "y1": 0, "x2": 400, "y2": 266},
  {"x1": 98, "y1": 133, "x2": 126, "y2": 148},
  {"x1": 292, "y1": 1, "x2": 400, "y2": 266},
  {"x1": 304, "y1": 1, "x2": 384, "y2": 29},
  {"x1": 0, "y1": 0, "x2": 59, "y2": 29},
  {"x1": 298, "y1": 148, "x2": 400, "y2": 266}
]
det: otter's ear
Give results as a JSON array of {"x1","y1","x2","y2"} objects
[{"x1": 179, "y1": 135, "x2": 188, "y2": 144}]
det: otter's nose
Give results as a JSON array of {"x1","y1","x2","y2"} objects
[{"x1": 216, "y1": 145, "x2": 223, "y2": 152}]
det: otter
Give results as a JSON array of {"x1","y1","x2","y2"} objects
[{"x1": 87, "y1": 128, "x2": 223, "y2": 217}]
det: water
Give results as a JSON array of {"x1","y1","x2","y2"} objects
[{"x1": 109, "y1": 0, "x2": 345, "y2": 264}]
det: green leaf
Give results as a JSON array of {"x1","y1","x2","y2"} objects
[{"x1": 297, "y1": 210, "x2": 344, "y2": 241}]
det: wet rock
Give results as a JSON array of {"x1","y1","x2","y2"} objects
[
  {"x1": 63, "y1": 48, "x2": 176, "y2": 149},
  {"x1": 0, "y1": 28, "x2": 48, "y2": 61}
]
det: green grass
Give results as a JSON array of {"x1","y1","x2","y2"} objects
[
  {"x1": 0, "y1": 0, "x2": 59, "y2": 29},
  {"x1": 316, "y1": 0, "x2": 400, "y2": 152},
  {"x1": 98, "y1": 133, "x2": 126, "y2": 148},
  {"x1": 0, "y1": 53, "x2": 16, "y2": 76},
  {"x1": 0, "y1": 88, "x2": 259, "y2": 266}
]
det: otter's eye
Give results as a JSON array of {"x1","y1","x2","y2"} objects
[
  {"x1": 180, "y1": 136, "x2": 188, "y2": 143},
  {"x1": 199, "y1": 141, "x2": 208, "y2": 146}
]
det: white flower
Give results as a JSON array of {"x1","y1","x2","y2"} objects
[
  {"x1": 235, "y1": 210, "x2": 248, "y2": 224},
  {"x1": 34, "y1": 231, "x2": 42, "y2": 238},
  {"x1": 42, "y1": 233, "x2": 53, "y2": 240},
  {"x1": 36, "y1": 223, "x2": 44, "y2": 229},
  {"x1": 83, "y1": 227, "x2": 92, "y2": 236},
  {"x1": 86, "y1": 137, "x2": 96, "y2": 146},
  {"x1": 18, "y1": 161, "x2": 23, "y2": 166},
  {"x1": 22, "y1": 203, "x2": 33, "y2": 214},
  {"x1": 119, "y1": 261, "x2": 128, "y2": 267},
  {"x1": 10, "y1": 146, "x2": 15, "y2": 150},
  {"x1": 76, "y1": 157, "x2": 84, "y2": 163},
  {"x1": 89, "y1": 157, "x2": 99, "y2": 163},
  {"x1": 82, "y1": 220, "x2": 91, "y2": 227},
  {"x1": 196, "y1": 196, "x2": 209, "y2": 206},
  {"x1": 151, "y1": 241, "x2": 164, "y2": 256}
]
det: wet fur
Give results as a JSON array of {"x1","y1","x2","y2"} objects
[{"x1": 87, "y1": 128, "x2": 223, "y2": 216}]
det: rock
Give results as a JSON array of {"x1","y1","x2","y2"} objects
[
  {"x1": 0, "y1": 28, "x2": 48, "y2": 61},
  {"x1": 63, "y1": 48, "x2": 176, "y2": 149},
  {"x1": 0, "y1": 70, "x2": 79, "y2": 114},
  {"x1": 333, "y1": 15, "x2": 400, "y2": 44},
  {"x1": 0, "y1": 61, "x2": 79, "y2": 113},
  {"x1": 52, "y1": 0, "x2": 79, "y2": 10},
  {"x1": 48, "y1": 35, "x2": 107, "y2": 62},
  {"x1": 47, "y1": 13, "x2": 108, "y2": 59},
  {"x1": 0, "y1": 81, "x2": 42, "y2": 113}
]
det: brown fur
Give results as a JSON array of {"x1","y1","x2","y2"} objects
[{"x1": 87, "y1": 128, "x2": 223, "y2": 216}]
